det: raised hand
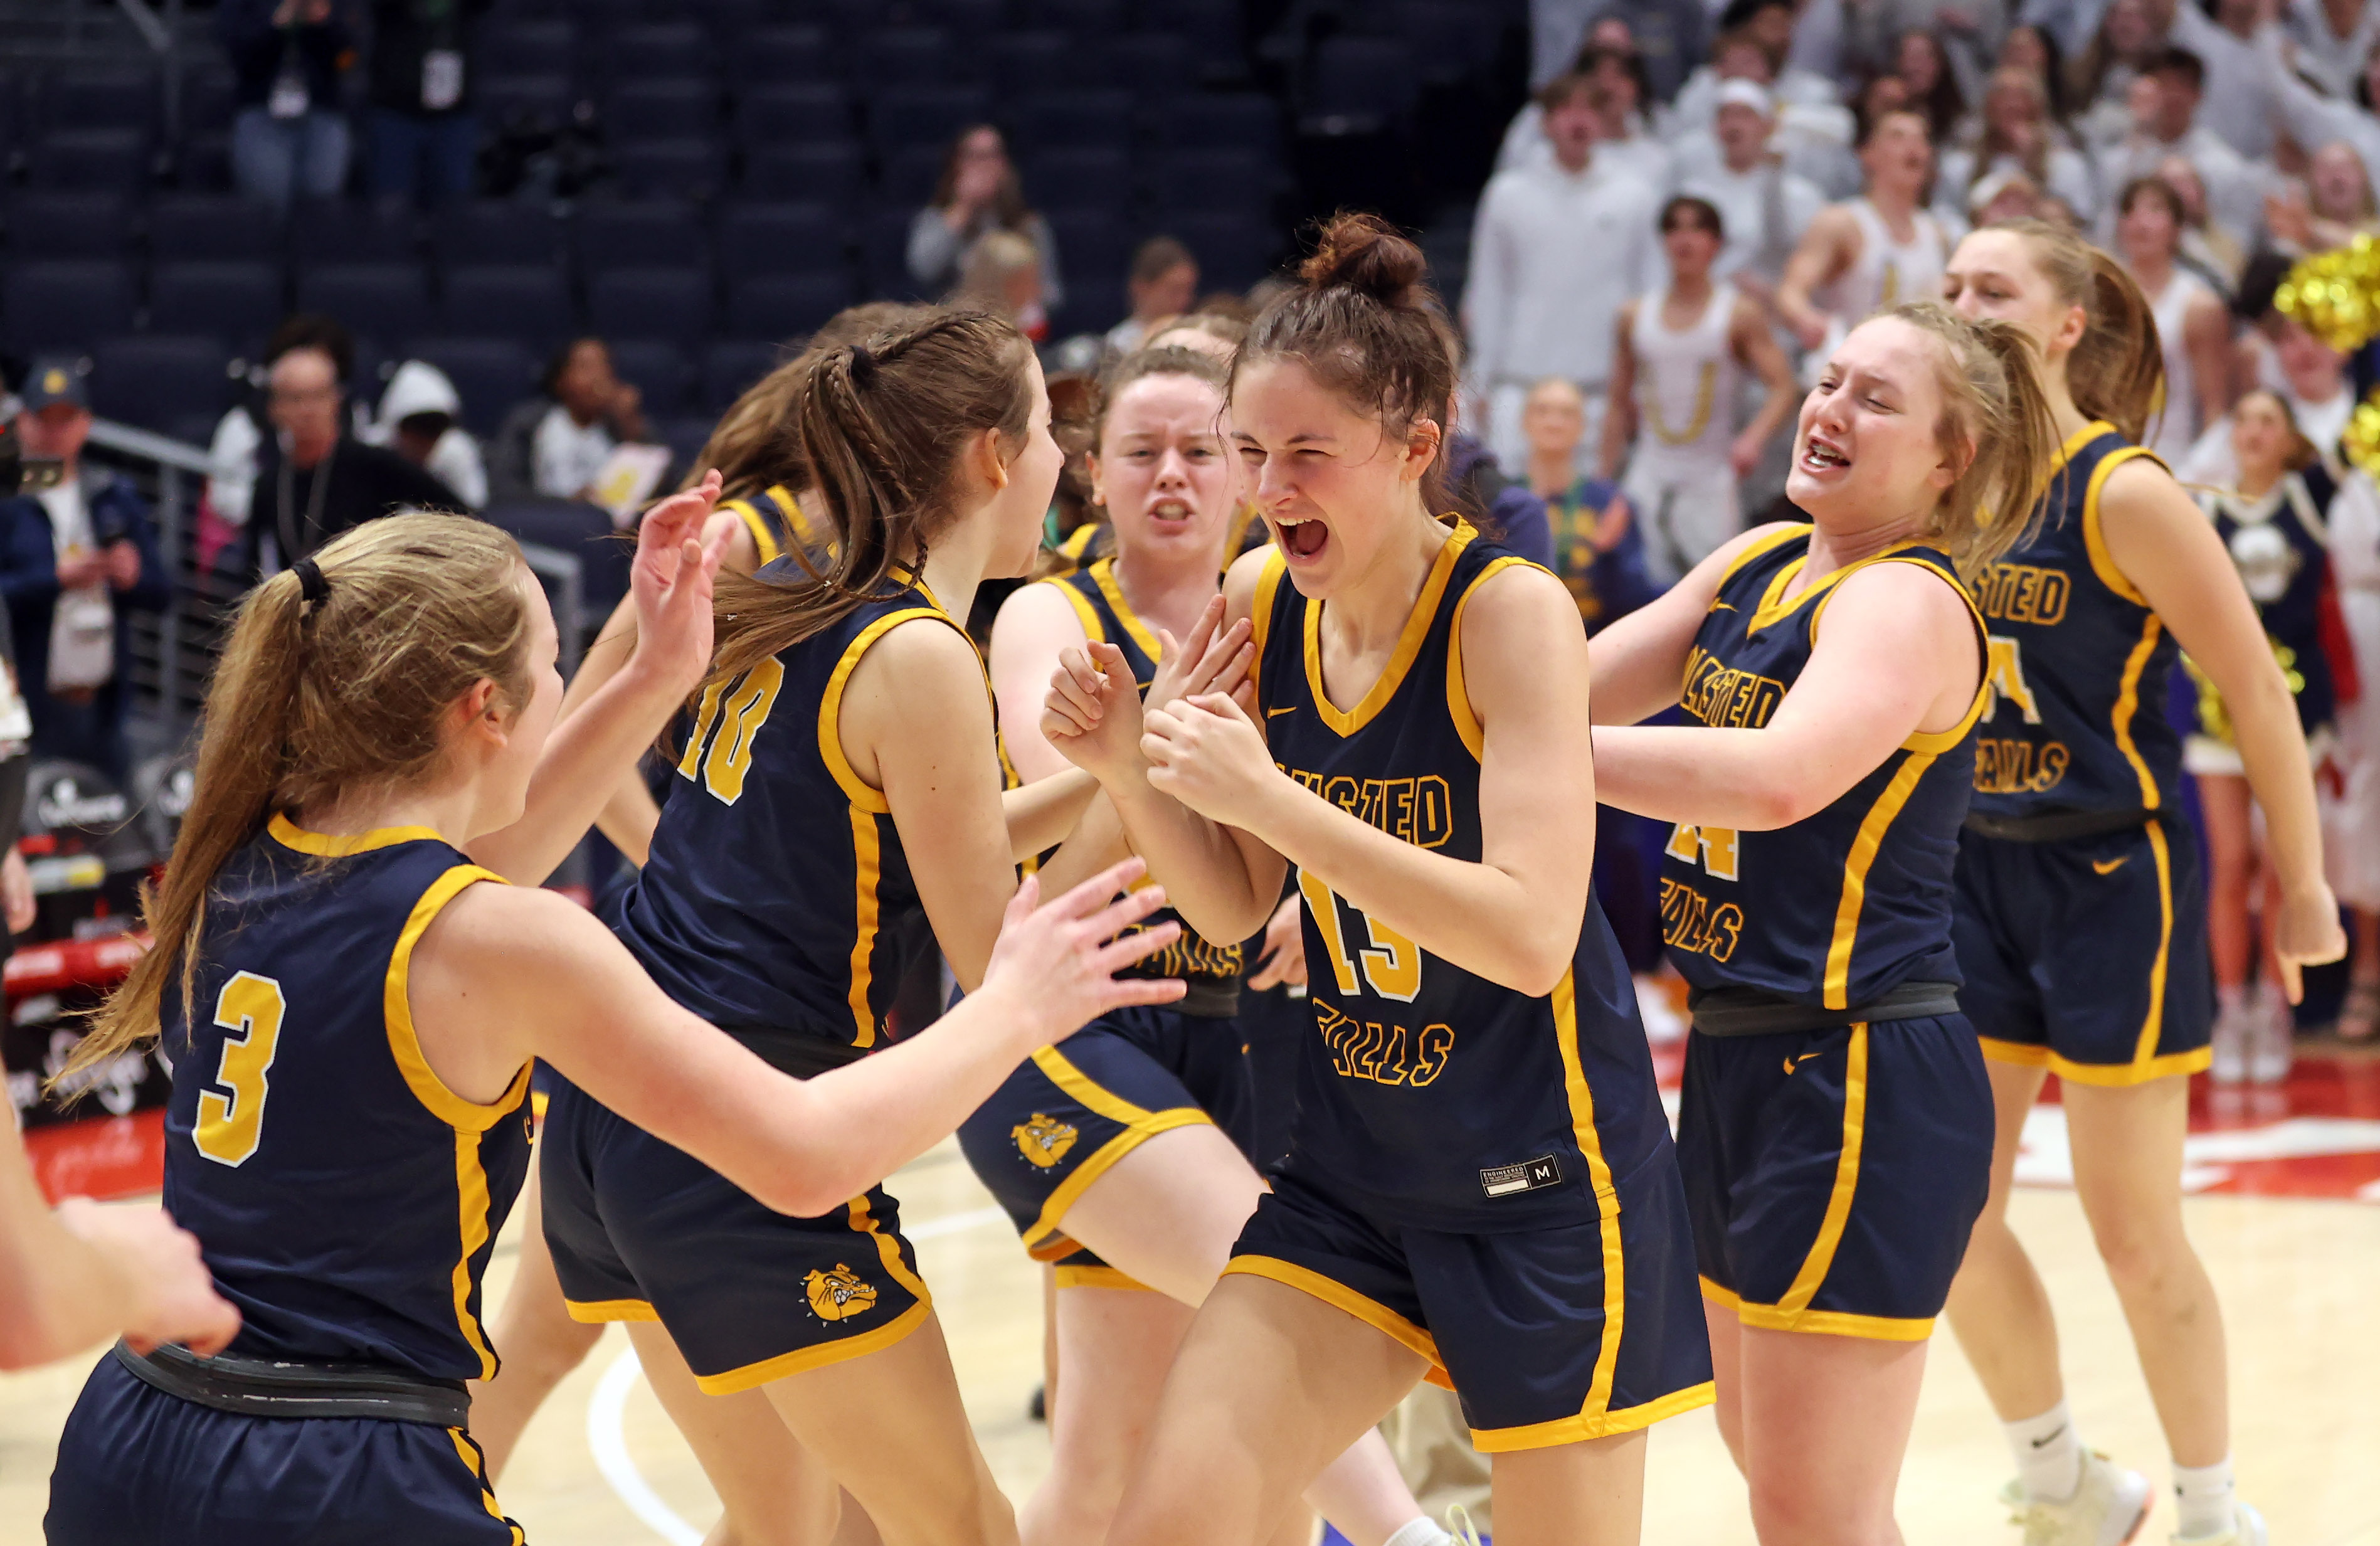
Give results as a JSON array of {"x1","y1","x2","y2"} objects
[
  {"x1": 1142, "y1": 691, "x2": 1282, "y2": 831},
  {"x1": 1146, "y1": 597, "x2": 1256, "y2": 714},
  {"x1": 1042, "y1": 639, "x2": 1148, "y2": 782},
  {"x1": 55, "y1": 1198, "x2": 241, "y2": 1357},
  {"x1": 627, "y1": 470, "x2": 732, "y2": 696},
  {"x1": 980, "y1": 860, "x2": 1187, "y2": 1049}
]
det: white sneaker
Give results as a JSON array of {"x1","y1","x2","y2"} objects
[
  {"x1": 2000, "y1": 1453, "x2": 2154, "y2": 1546},
  {"x1": 1444, "y1": 1503, "x2": 1484, "y2": 1546},
  {"x1": 1635, "y1": 974, "x2": 1686, "y2": 1045},
  {"x1": 2248, "y1": 987, "x2": 2293, "y2": 1085},
  {"x1": 2172, "y1": 1501, "x2": 2268, "y2": 1546},
  {"x1": 2210, "y1": 1001, "x2": 2250, "y2": 1084}
]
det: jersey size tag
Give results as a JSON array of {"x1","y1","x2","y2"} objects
[{"x1": 1479, "y1": 1155, "x2": 1564, "y2": 1199}]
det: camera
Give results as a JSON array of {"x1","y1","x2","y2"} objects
[{"x1": 0, "y1": 422, "x2": 64, "y2": 499}]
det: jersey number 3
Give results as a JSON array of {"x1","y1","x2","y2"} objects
[
  {"x1": 194, "y1": 972, "x2": 287, "y2": 1168},
  {"x1": 1298, "y1": 870, "x2": 1422, "y2": 1002},
  {"x1": 680, "y1": 659, "x2": 786, "y2": 805}
]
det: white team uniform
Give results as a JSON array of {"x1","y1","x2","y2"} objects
[
  {"x1": 2146, "y1": 268, "x2": 2219, "y2": 469},
  {"x1": 1805, "y1": 198, "x2": 1949, "y2": 385},
  {"x1": 1624, "y1": 282, "x2": 1747, "y2": 585}
]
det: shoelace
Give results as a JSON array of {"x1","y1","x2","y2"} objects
[{"x1": 1446, "y1": 1503, "x2": 1484, "y2": 1546}]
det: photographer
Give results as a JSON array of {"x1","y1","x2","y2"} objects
[{"x1": 0, "y1": 360, "x2": 169, "y2": 783}]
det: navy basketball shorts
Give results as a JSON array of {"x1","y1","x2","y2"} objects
[
  {"x1": 46, "y1": 1354, "x2": 523, "y2": 1544},
  {"x1": 1222, "y1": 1167, "x2": 1715, "y2": 1452},
  {"x1": 958, "y1": 1002, "x2": 1257, "y2": 1289},
  {"x1": 538, "y1": 1073, "x2": 931, "y2": 1395},
  {"x1": 1679, "y1": 1015, "x2": 1992, "y2": 1341},
  {"x1": 1954, "y1": 818, "x2": 2215, "y2": 1085}
]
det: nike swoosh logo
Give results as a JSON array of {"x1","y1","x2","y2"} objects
[
  {"x1": 1781, "y1": 1051, "x2": 1823, "y2": 1075},
  {"x1": 2030, "y1": 1424, "x2": 2069, "y2": 1448},
  {"x1": 1266, "y1": 706, "x2": 1297, "y2": 717},
  {"x1": 1711, "y1": 601, "x2": 1737, "y2": 612},
  {"x1": 2092, "y1": 857, "x2": 2128, "y2": 874}
]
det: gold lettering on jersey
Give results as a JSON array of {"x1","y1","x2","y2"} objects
[
  {"x1": 1982, "y1": 635, "x2": 2044, "y2": 724},
  {"x1": 1313, "y1": 995, "x2": 1454, "y2": 1086},
  {"x1": 1973, "y1": 738, "x2": 2070, "y2": 794},
  {"x1": 1013, "y1": 1114, "x2": 1079, "y2": 1168},
  {"x1": 803, "y1": 1263, "x2": 879, "y2": 1321},
  {"x1": 1280, "y1": 768, "x2": 1456, "y2": 849},
  {"x1": 1659, "y1": 879, "x2": 1744, "y2": 961},
  {"x1": 1679, "y1": 647, "x2": 1785, "y2": 729},
  {"x1": 1118, "y1": 923, "x2": 1245, "y2": 982},
  {"x1": 1663, "y1": 822, "x2": 1740, "y2": 881},
  {"x1": 1974, "y1": 563, "x2": 2071, "y2": 627}
]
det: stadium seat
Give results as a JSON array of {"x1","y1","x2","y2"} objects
[
  {"x1": 736, "y1": 84, "x2": 852, "y2": 149},
  {"x1": 687, "y1": 0, "x2": 774, "y2": 34},
  {"x1": 147, "y1": 261, "x2": 282, "y2": 350},
  {"x1": 430, "y1": 200, "x2": 568, "y2": 271},
  {"x1": 1154, "y1": 93, "x2": 1279, "y2": 158},
  {"x1": 1025, "y1": 149, "x2": 1132, "y2": 216},
  {"x1": 1151, "y1": 147, "x2": 1272, "y2": 219},
  {"x1": 588, "y1": 268, "x2": 713, "y2": 344},
  {"x1": 854, "y1": 28, "x2": 951, "y2": 91},
  {"x1": 701, "y1": 337, "x2": 785, "y2": 411},
  {"x1": 861, "y1": 208, "x2": 928, "y2": 299},
  {"x1": 716, "y1": 202, "x2": 846, "y2": 280},
  {"x1": 291, "y1": 203, "x2": 421, "y2": 267},
  {"x1": 43, "y1": 67, "x2": 156, "y2": 138},
  {"x1": 179, "y1": 66, "x2": 236, "y2": 137},
  {"x1": 440, "y1": 266, "x2": 576, "y2": 353},
  {"x1": 986, "y1": 31, "x2": 1073, "y2": 100},
  {"x1": 660, "y1": 415, "x2": 716, "y2": 469},
  {"x1": 477, "y1": 73, "x2": 576, "y2": 129},
  {"x1": 923, "y1": 0, "x2": 1005, "y2": 41},
  {"x1": 89, "y1": 336, "x2": 230, "y2": 433},
  {"x1": 605, "y1": 78, "x2": 717, "y2": 142},
  {"x1": 606, "y1": 339, "x2": 692, "y2": 417},
  {"x1": 6, "y1": 191, "x2": 134, "y2": 262},
  {"x1": 600, "y1": 22, "x2": 715, "y2": 83},
  {"x1": 2, "y1": 262, "x2": 136, "y2": 353},
  {"x1": 1021, "y1": 0, "x2": 1124, "y2": 36},
  {"x1": 176, "y1": 134, "x2": 235, "y2": 192},
  {"x1": 1170, "y1": 212, "x2": 1277, "y2": 291},
  {"x1": 615, "y1": 139, "x2": 729, "y2": 201},
  {"x1": 27, "y1": 130, "x2": 150, "y2": 194},
  {"x1": 578, "y1": 201, "x2": 709, "y2": 273},
  {"x1": 294, "y1": 264, "x2": 433, "y2": 350},
  {"x1": 1173, "y1": 0, "x2": 1249, "y2": 75},
  {"x1": 878, "y1": 145, "x2": 949, "y2": 208},
  {"x1": 726, "y1": 273, "x2": 853, "y2": 339},
  {"x1": 741, "y1": 142, "x2": 864, "y2": 203},
  {"x1": 866, "y1": 85, "x2": 991, "y2": 157},
  {"x1": 1398, "y1": 0, "x2": 1499, "y2": 83},
  {"x1": 400, "y1": 337, "x2": 537, "y2": 437},
  {"x1": 1009, "y1": 91, "x2": 1134, "y2": 157},
  {"x1": 1100, "y1": 33, "x2": 1190, "y2": 95},
  {"x1": 480, "y1": 19, "x2": 580, "y2": 80},
  {"x1": 147, "y1": 194, "x2": 280, "y2": 264},
  {"x1": 727, "y1": 25, "x2": 835, "y2": 89},
  {"x1": 1043, "y1": 209, "x2": 1126, "y2": 302},
  {"x1": 1305, "y1": 37, "x2": 1418, "y2": 129}
]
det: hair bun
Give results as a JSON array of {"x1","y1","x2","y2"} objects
[{"x1": 1298, "y1": 212, "x2": 1430, "y2": 309}]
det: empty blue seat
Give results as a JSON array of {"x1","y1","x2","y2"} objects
[
  {"x1": 1399, "y1": 1, "x2": 1499, "y2": 83},
  {"x1": 717, "y1": 202, "x2": 845, "y2": 279},
  {"x1": 477, "y1": 73, "x2": 576, "y2": 128},
  {"x1": 923, "y1": 0, "x2": 1005, "y2": 40},
  {"x1": 600, "y1": 22, "x2": 714, "y2": 82},
  {"x1": 176, "y1": 135, "x2": 235, "y2": 193},
  {"x1": 579, "y1": 201, "x2": 709, "y2": 272},
  {"x1": 861, "y1": 208, "x2": 928, "y2": 299},
  {"x1": 736, "y1": 84, "x2": 852, "y2": 148},
  {"x1": 294, "y1": 264, "x2": 432, "y2": 349},
  {"x1": 1306, "y1": 37, "x2": 1417, "y2": 127},
  {"x1": 687, "y1": 0, "x2": 774, "y2": 34},
  {"x1": 726, "y1": 274, "x2": 853, "y2": 339},
  {"x1": 727, "y1": 25, "x2": 834, "y2": 88},
  {"x1": 7, "y1": 192, "x2": 133, "y2": 261},
  {"x1": 45, "y1": 68, "x2": 156, "y2": 137},
  {"x1": 480, "y1": 19, "x2": 579, "y2": 79},
  {"x1": 1173, "y1": 0, "x2": 1247, "y2": 73},
  {"x1": 28, "y1": 130, "x2": 149, "y2": 194},
  {"x1": 878, "y1": 145, "x2": 949, "y2": 208},
  {"x1": 702, "y1": 337, "x2": 786, "y2": 410},
  {"x1": 1151, "y1": 148, "x2": 1271, "y2": 217},
  {"x1": 401, "y1": 337, "x2": 536, "y2": 437},
  {"x1": 441, "y1": 267, "x2": 576, "y2": 352},
  {"x1": 606, "y1": 339, "x2": 692, "y2": 416},
  {"x1": 606, "y1": 77, "x2": 716, "y2": 142},
  {"x1": 588, "y1": 268, "x2": 712, "y2": 344},
  {"x1": 3, "y1": 262, "x2": 135, "y2": 352},
  {"x1": 431, "y1": 200, "x2": 568, "y2": 270},
  {"x1": 661, "y1": 415, "x2": 716, "y2": 469},
  {"x1": 986, "y1": 31, "x2": 1074, "y2": 98},
  {"x1": 1021, "y1": 0, "x2": 1123, "y2": 35},
  {"x1": 1009, "y1": 92, "x2": 1134, "y2": 157},
  {"x1": 147, "y1": 194, "x2": 280, "y2": 263},
  {"x1": 741, "y1": 142, "x2": 864, "y2": 204},
  {"x1": 1044, "y1": 209, "x2": 1125, "y2": 297},
  {"x1": 180, "y1": 66, "x2": 236, "y2": 137},
  {"x1": 1155, "y1": 93, "x2": 1279, "y2": 158},
  {"x1": 291, "y1": 204, "x2": 420, "y2": 267},
  {"x1": 1025, "y1": 148, "x2": 1131, "y2": 215},
  {"x1": 147, "y1": 262, "x2": 282, "y2": 349},
  {"x1": 1100, "y1": 33, "x2": 1190, "y2": 94},
  {"x1": 867, "y1": 85, "x2": 991, "y2": 156},
  {"x1": 615, "y1": 140, "x2": 727, "y2": 201},
  {"x1": 854, "y1": 28, "x2": 951, "y2": 90},
  {"x1": 1171, "y1": 212, "x2": 1277, "y2": 291},
  {"x1": 89, "y1": 335, "x2": 230, "y2": 433}
]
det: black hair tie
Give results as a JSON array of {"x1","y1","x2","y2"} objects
[
  {"x1": 847, "y1": 345, "x2": 877, "y2": 385},
  {"x1": 293, "y1": 555, "x2": 330, "y2": 606}
]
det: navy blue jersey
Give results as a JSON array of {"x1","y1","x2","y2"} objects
[
  {"x1": 722, "y1": 484, "x2": 824, "y2": 569},
  {"x1": 1968, "y1": 423, "x2": 2182, "y2": 817},
  {"x1": 1049, "y1": 507, "x2": 1268, "y2": 576},
  {"x1": 613, "y1": 570, "x2": 973, "y2": 1049},
  {"x1": 1659, "y1": 526, "x2": 1986, "y2": 1010},
  {"x1": 1252, "y1": 521, "x2": 1673, "y2": 1232},
  {"x1": 1042, "y1": 558, "x2": 1246, "y2": 995},
  {"x1": 159, "y1": 817, "x2": 528, "y2": 1381},
  {"x1": 2197, "y1": 469, "x2": 2337, "y2": 736}
]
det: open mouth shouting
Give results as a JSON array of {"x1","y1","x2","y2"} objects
[
  {"x1": 1798, "y1": 430, "x2": 1849, "y2": 476},
  {"x1": 1273, "y1": 513, "x2": 1330, "y2": 561},
  {"x1": 1146, "y1": 497, "x2": 1195, "y2": 531}
]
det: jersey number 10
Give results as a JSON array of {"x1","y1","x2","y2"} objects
[
  {"x1": 680, "y1": 659, "x2": 786, "y2": 805},
  {"x1": 1297, "y1": 869, "x2": 1423, "y2": 1002},
  {"x1": 193, "y1": 972, "x2": 287, "y2": 1168}
]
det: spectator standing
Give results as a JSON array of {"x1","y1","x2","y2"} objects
[
  {"x1": 1599, "y1": 194, "x2": 1797, "y2": 582},
  {"x1": 2280, "y1": 0, "x2": 2380, "y2": 103},
  {"x1": 1523, "y1": 377, "x2": 1658, "y2": 631},
  {"x1": 203, "y1": 314, "x2": 361, "y2": 536},
  {"x1": 236, "y1": 344, "x2": 460, "y2": 578},
  {"x1": 0, "y1": 361, "x2": 171, "y2": 780},
  {"x1": 1464, "y1": 70, "x2": 1663, "y2": 475},
  {"x1": 2266, "y1": 140, "x2": 2380, "y2": 254},
  {"x1": 1891, "y1": 28, "x2": 1970, "y2": 146},
  {"x1": 366, "y1": 0, "x2": 490, "y2": 211},
  {"x1": 2322, "y1": 455, "x2": 2380, "y2": 1042},
  {"x1": 218, "y1": 0, "x2": 356, "y2": 211},
  {"x1": 2264, "y1": 43, "x2": 2380, "y2": 211},
  {"x1": 2098, "y1": 48, "x2": 2264, "y2": 251},
  {"x1": 1530, "y1": 0, "x2": 1708, "y2": 100},
  {"x1": 2164, "y1": 0, "x2": 2280, "y2": 161},
  {"x1": 2118, "y1": 176, "x2": 2231, "y2": 465},
  {"x1": 1677, "y1": 80, "x2": 1826, "y2": 302},
  {"x1": 1843, "y1": 0, "x2": 2009, "y2": 92},
  {"x1": 2068, "y1": 0, "x2": 2167, "y2": 146},
  {"x1": 1935, "y1": 65, "x2": 2103, "y2": 227},
  {"x1": 489, "y1": 337, "x2": 652, "y2": 504},
  {"x1": 1776, "y1": 109, "x2": 1950, "y2": 371},
  {"x1": 1104, "y1": 238, "x2": 1198, "y2": 356},
  {"x1": 2182, "y1": 306, "x2": 2353, "y2": 487},
  {"x1": 948, "y1": 229, "x2": 1050, "y2": 342},
  {"x1": 907, "y1": 125, "x2": 1064, "y2": 313},
  {"x1": 368, "y1": 358, "x2": 487, "y2": 507},
  {"x1": 1499, "y1": 44, "x2": 1676, "y2": 188}
]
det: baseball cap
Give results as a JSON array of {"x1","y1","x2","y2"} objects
[
  {"x1": 18, "y1": 356, "x2": 89, "y2": 413},
  {"x1": 1715, "y1": 79, "x2": 1775, "y2": 115}
]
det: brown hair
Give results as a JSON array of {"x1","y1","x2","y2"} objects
[
  {"x1": 707, "y1": 310, "x2": 1038, "y2": 685},
  {"x1": 58, "y1": 516, "x2": 532, "y2": 1089},
  {"x1": 1535, "y1": 70, "x2": 1603, "y2": 114},
  {"x1": 2232, "y1": 387, "x2": 2320, "y2": 474},
  {"x1": 1094, "y1": 344, "x2": 1229, "y2": 450},
  {"x1": 1233, "y1": 212, "x2": 1456, "y2": 509},
  {"x1": 1880, "y1": 301, "x2": 2063, "y2": 576},
  {"x1": 1129, "y1": 236, "x2": 1197, "y2": 288},
  {"x1": 1986, "y1": 217, "x2": 2164, "y2": 443},
  {"x1": 931, "y1": 123, "x2": 1034, "y2": 231},
  {"x1": 1147, "y1": 310, "x2": 1249, "y2": 352},
  {"x1": 680, "y1": 303, "x2": 941, "y2": 502},
  {"x1": 2117, "y1": 174, "x2": 2186, "y2": 240},
  {"x1": 1972, "y1": 67, "x2": 2053, "y2": 192}
]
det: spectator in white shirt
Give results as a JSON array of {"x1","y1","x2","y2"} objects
[
  {"x1": 1103, "y1": 237, "x2": 1200, "y2": 357},
  {"x1": 1498, "y1": 42, "x2": 1674, "y2": 186},
  {"x1": 1464, "y1": 70, "x2": 1664, "y2": 475},
  {"x1": 2283, "y1": 0, "x2": 2380, "y2": 102},
  {"x1": 1936, "y1": 65, "x2": 2105, "y2": 226},
  {"x1": 1775, "y1": 109, "x2": 1952, "y2": 357},
  {"x1": 2164, "y1": 0, "x2": 2282, "y2": 159},
  {"x1": 1673, "y1": 2, "x2": 1841, "y2": 137},
  {"x1": 367, "y1": 359, "x2": 487, "y2": 509},
  {"x1": 1677, "y1": 80, "x2": 1827, "y2": 304},
  {"x1": 2068, "y1": 0, "x2": 2169, "y2": 145},
  {"x1": 2099, "y1": 46, "x2": 2266, "y2": 248},
  {"x1": 2265, "y1": 39, "x2": 2380, "y2": 210},
  {"x1": 489, "y1": 337, "x2": 653, "y2": 504}
]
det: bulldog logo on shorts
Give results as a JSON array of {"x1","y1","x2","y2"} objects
[
  {"x1": 805, "y1": 1263, "x2": 878, "y2": 1321},
  {"x1": 1014, "y1": 1113, "x2": 1078, "y2": 1168}
]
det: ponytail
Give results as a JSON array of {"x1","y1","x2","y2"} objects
[
  {"x1": 1986, "y1": 217, "x2": 2164, "y2": 443},
  {"x1": 1886, "y1": 301, "x2": 2063, "y2": 578},
  {"x1": 707, "y1": 309, "x2": 1037, "y2": 686}
]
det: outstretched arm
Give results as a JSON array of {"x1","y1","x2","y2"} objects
[
  {"x1": 1587, "y1": 524, "x2": 1787, "y2": 726},
  {"x1": 1776, "y1": 206, "x2": 1855, "y2": 350},
  {"x1": 1732, "y1": 297, "x2": 1801, "y2": 477}
]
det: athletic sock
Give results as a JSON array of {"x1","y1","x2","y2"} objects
[
  {"x1": 2005, "y1": 1400, "x2": 2083, "y2": 1502},
  {"x1": 2217, "y1": 984, "x2": 2246, "y2": 1020},
  {"x1": 2173, "y1": 1458, "x2": 2238, "y2": 1540},
  {"x1": 1381, "y1": 1518, "x2": 1454, "y2": 1546}
]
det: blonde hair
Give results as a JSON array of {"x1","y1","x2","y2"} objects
[
  {"x1": 1984, "y1": 217, "x2": 2164, "y2": 444},
  {"x1": 60, "y1": 515, "x2": 533, "y2": 1088},
  {"x1": 949, "y1": 230, "x2": 1042, "y2": 313},
  {"x1": 1882, "y1": 300, "x2": 2063, "y2": 576}
]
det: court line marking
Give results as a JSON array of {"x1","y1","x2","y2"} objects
[{"x1": 586, "y1": 1203, "x2": 1010, "y2": 1541}]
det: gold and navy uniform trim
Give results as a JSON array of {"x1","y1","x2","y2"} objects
[{"x1": 722, "y1": 484, "x2": 820, "y2": 569}]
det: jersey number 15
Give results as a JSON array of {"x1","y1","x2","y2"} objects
[{"x1": 1298, "y1": 870, "x2": 1423, "y2": 1002}]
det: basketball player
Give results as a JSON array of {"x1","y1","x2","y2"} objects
[
  {"x1": 40, "y1": 496, "x2": 1180, "y2": 1543},
  {"x1": 963, "y1": 344, "x2": 1452, "y2": 1546},
  {"x1": 1941, "y1": 220, "x2": 2344, "y2": 1546},
  {"x1": 1598, "y1": 195, "x2": 1797, "y2": 585},
  {"x1": 1588, "y1": 302, "x2": 2059, "y2": 1538},
  {"x1": 2114, "y1": 177, "x2": 2231, "y2": 469},
  {"x1": 1046, "y1": 214, "x2": 1711, "y2": 1546},
  {"x1": 1777, "y1": 109, "x2": 1950, "y2": 378}
]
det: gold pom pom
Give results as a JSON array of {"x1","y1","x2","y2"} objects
[
  {"x1": 2343, "y1": 387, "x2": 2380, "y2": 480},
  {"x1": 2276, "y1": 235, "x2": 2380, "y2": 353}
]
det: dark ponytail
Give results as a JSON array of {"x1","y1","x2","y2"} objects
[{"x1": 707, "y1": 309, "x2": 1037, "y2": 686}]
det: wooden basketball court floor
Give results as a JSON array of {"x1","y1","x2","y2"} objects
[{"x1": 4, "y1": 1064, "x2": 2379, "y2": 1543}]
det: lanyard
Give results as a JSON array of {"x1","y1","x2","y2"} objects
[{"x1": 277, "y1": 440, "x2": 336, "y2": 569}]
